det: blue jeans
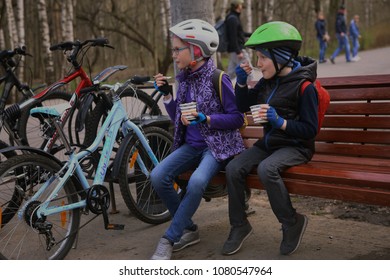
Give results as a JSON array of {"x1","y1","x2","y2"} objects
[
  {"x1": 351, "y1": 36, "x2": 360, "y2": 57},
  {"x1": 226, "y1": 145, "x2": 311, "y2": 227},
  {"x1": 331, "y1": 33, "x2": 351, "y2": 62},
  {"x1": 150, "y1": 143, "x2": 224, "y2": 242},
  {"x1": 317, "y1": 37, "x2": 327, "y2": 62}
]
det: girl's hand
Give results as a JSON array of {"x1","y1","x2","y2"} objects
[{"x1": 154, "y1": 73, "x2": 171, "y2": 96}]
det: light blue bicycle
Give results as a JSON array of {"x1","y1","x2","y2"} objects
[{"x1": 0, "y1": 81, "x2": 174, "y2": 259}]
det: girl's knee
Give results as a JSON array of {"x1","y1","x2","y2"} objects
[{"x1": 187, "y1": 175, "x2": 208, "y2": 197}]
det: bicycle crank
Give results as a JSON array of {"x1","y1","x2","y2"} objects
[{"x1": 86, "y1": 185, "x2": 124, "y2": 230}]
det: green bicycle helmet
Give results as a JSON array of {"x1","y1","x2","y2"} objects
[{"x1": 245, "y1": 21, "x2": 302, "y2": 51}]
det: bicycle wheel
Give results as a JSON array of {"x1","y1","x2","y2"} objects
[
  {"x1": 83, "y1": 88, "x2": 162, "y2": 147},
  {"x1": 0, "y1": 139, "x2": 18, "y2": 227},
  {"x1": 18, "y1": 90, "x2": 71, "y2": 150},
  {"x1": 0, "y1": 154, "x2": 80, "y2": 259},
  {"x1": 118, "y1": 126, "x2": 173, "y2": 224}
]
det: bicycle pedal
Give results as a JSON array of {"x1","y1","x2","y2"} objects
[{"x1": 105, "y1": 223, "x2": 125, "y2": 230}]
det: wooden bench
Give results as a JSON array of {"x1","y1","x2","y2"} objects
[{"x1": 179, "y1": 74, "x2": 390, "y2": 207}]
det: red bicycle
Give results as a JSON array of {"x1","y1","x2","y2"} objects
[{"x1": 3, "y1": 39, "x2": 160, "y2": 158}]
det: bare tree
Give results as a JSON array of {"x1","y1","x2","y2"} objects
[
  {"x1": 0, "y1": 29, "x2": 5, "y2": 49},
  {"x1": 15, "y1": 0, "x2": 25, "y2": 91},
  {"x1": 37, "y1": 0, "x2": 55, "y2": 83},
  {"x1": 4, "y1": 0, "x2": 18, "y2": 48},
  {"x1": 61, "y1": 0, "x2": 75, "y2": 41},
  {"x1": 244, "y1": 0, "x2": 252, "y2": 33},
  {"x1": 170, "y1": 0, "x2": 214, "y2": 25}
]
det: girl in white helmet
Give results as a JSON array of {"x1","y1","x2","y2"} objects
[{"x1": 150, "y1": 19, "x2": 245, "y2": 260}]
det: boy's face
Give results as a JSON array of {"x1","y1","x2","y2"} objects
[{"x1": 255, "y1": 51, "x2": 276, "y2": 79}]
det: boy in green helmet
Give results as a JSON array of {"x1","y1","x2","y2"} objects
[{"x1": 223, "y1": 21, "x2": 318, "y2": 256}]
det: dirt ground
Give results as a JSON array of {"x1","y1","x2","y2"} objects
[{"x1": 65, "y1": 187, "x2": 390, "y2": 260}]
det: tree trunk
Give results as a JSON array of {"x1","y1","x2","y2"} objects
[
  {"x1": 61, "y1": 0, "x2": 74, "y2": 41},
  {"x1": 0, "y1": 29, "x2": 5, "y2": 49},
  {"x1": 15, "y1": 0, "x2": 25, "y2": 101},
  {"x1": 37, "y1": 0, "x2": 55, "y2": 83},
  {"x1": 170, "y1": 0, "x2": 214, "y2": 25},
  {"x1": 5, "y1": 0, "x2": 18, "y2": 49},
  {"x1": 4, "y1": 0, "x2": 18, "y2": 102}
]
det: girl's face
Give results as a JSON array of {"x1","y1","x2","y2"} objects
[
  {"x1": 255, "y1": 51, "x2": 276, "y2": 79},
  {"x1": 171, "y1": 36, "x2": 191, "y2": 70}
]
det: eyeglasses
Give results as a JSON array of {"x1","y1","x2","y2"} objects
[{"x1": 171, "y1": 46, "x2": 189, "y2": 55}]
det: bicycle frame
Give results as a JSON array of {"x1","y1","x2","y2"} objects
[
  {"x1": 22, "y1": 89, "x2": 159, "y2": 219},
  {"x1": 3, "y1": 65, "x2": 126, "y2": 154}
]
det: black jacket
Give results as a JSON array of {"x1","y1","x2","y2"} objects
[
  {"x1": 335, "y1": 11, "x2": 347, "y2": 34},
  {"x1": 235, "y1": 57, "x2": 318, "y2": 154},
  {"x1": 225, "y1": 11, "x2": 248, "y2": 54}
]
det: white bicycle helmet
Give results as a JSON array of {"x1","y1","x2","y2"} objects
[{"x1": 170, "y1": 19, "x2": 219, "y2": 57}]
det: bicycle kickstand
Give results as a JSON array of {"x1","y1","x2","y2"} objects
[{"x1": 101, "y1": 201, "x2": 125, "y2": 230}]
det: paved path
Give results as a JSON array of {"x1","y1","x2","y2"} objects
[
  {"x1": 249, "y1": 46, "x2": 390, "y2": 80},
  {"x1": 317, "y1": 46, "x2": 390, "y2": 77}
]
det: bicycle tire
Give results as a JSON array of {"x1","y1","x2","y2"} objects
[
  {"x1": 18, "y1": 90, "x2": 71, "y2": 150},
  {"x1": 83, "y1": 88, "x2": 162, "y2": 148},
  {"x1": 0, "y1": 153, "x2": 80, "y2": 260},
  {"x1": 118, "y1": 126, "x2": 173, "y2": 224},
  {"x1": 0, "y1": 139, "x2": 18, "y2": 227}
]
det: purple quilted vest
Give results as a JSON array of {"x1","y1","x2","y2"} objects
[{"x1": 172, "y1": 59, "x2": 245, "y2": 162}]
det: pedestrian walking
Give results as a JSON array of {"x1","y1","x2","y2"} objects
[
  {"x1": 329, "y1": 5, "x2": 352, "y2": 63},
  {"x1": 350, "y1": 14, "x2": 362, "y2": 61}
]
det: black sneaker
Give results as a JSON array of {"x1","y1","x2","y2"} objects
[
  {"x1": 280, "y1": 213, "x2": 308, "y2": 255},
  {"x1": 330, "y1": 57, "x2": 335, "y2": 64},
  {"x1": 222, "y1": 222, "x2": 253, "y2": 255}
]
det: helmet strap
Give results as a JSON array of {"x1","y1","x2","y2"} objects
[
  {"x1": 269, "y1": 49, "x2": 294, "y2": 78},
  {"x1": 189, "y1": 45, "x2": 204, "y2": 69}
]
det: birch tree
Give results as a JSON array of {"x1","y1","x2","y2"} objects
[
  {"x1": 170, "y1": 0, "x2": 214, "y2": 25},
  {"x1": 61, "y1": 0, "x2": 74, "y2": 42},
  {"x1": 15, "y1": 0, "x2": 25, "y2": 92},
  {"x1": 0, "y1": 30, "x2": 5, "y2": 49},
  {"x1": 37, "y1": 0, "x2": 55, "y2": 83},
  {"x1": 5, "y1": 0, "x2": 18, "y2": 48}
]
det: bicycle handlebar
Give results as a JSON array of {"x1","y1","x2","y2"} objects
[
  {"x1": 0, "y1": 46, "x2": 32, "y2": 62},
  {"x1": 49, "y1": 38, "x2": 114, "y2": 51},
  {"x1": 49, "y1": 38, "x2": 114, "y2": 68},
  {"x1": 130, "y1": 76, "x2": 151, "y2": 85}
]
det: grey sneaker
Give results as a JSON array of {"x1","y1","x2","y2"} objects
[
  {"x1": 173, "y1": 226, "x2": 200, "y2": 252},
  {"x1": 150, "y1": 237, "x2": 173, "y2": 260},
  {"x1": 222, "y1": 222, "x2": 253, "y2": 255},
  {"x1": 280, "y1": 213, "x2": 308, "y2": 255}
]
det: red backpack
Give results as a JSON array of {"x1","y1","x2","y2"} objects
[{"x1": 300, "y1": 80, "x2": 330, "y2": 134}]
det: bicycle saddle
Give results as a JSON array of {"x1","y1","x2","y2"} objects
[{"x1": 30, "y1": 102, "x2": 71, "y2": 118}]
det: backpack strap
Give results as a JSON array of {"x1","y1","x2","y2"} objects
[
  {"x1": 300, "y1": 80, "x2": 312, "y2": 95},
  {"x1": 212, "y1": 68, "x2": 248, "y2": 129},
  {"x1": 212, "y1": 69, "x2": 224, "y2": 103}
]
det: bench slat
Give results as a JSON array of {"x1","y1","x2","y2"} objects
[
  {"x1": 326, "y1": 102, "x2": 390, "y2": 115},
  {"x1": 316, "y1": 130, "x2": 390, "y2": 144},
  {"x1": 315, "y1": 142, "x2": 390, "y2": 159},
  {"x1": 320, "y1": 74, "x2": 390, "y2": 88},
  {"x1": 322, "y1": 116, "x2": 390, "y2": 129},
  {"x1": 327, "y1": 87, "x2": 390, "y2": 100},
  {"x1": 312, "y1": 154, "x2": 390, "y2": 167},
  {"x1": 284, "y1": 164, "x2": 390, "y2": 189}
]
